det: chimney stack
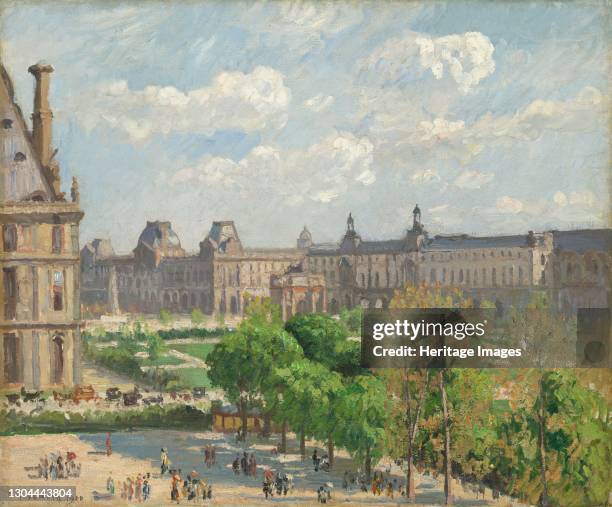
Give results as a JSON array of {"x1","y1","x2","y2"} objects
[
  {"x1": 29, "y1": 62, "x2": 61, "y2": 197},
  {"x1": 28, "y1": 62, "x2": 54, "y2": 167}
]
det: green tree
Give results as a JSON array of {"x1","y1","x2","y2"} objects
[
  {"x1": 145, "y1": 332, "x2": 165, "y2": 361},
  {"x1": 285, "y1": 313, "x2": 364, "y2": 375},
  {"x1": 207, "y1": 298, "x2": 302, "y2": 441},
  {"x1": 334, "y1": 375, "x2": 388, "y2": 478},
  {"x1": 275, "y1": 359, "x2": 332, "y2": 458},
  {"x1": 389, "y1": 283, "x2": 483, "y2": 504}
]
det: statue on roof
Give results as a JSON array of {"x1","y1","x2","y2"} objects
[
  {"x1": 71, "y1": 176, "x2": 79, "y2": 203},
  {"x1": 347, "y1": 212, "x2": 355, "y2": 233}
]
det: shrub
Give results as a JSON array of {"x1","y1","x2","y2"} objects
[
  {"x1": 159, "y1": 309, "x2": 173, "y2": 325},
  {"x1": 191, "y1": 308, "x2": 205, "y2": 325}
]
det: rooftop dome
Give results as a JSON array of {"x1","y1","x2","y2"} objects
[
  {"x1": 297, "y1": 225, "x2": 313, "y2": 249},
  {"x1": 299, "y1": 226, "x2": 312, "y2": 241},
  {"x1": 136, "y1": 220, "x2": 185, "y2": 260}
]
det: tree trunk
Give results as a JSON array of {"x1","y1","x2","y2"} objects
[
  {"x1": 538, "y1": 376, "x2": 549, "y2": 507},
  {"x1": 262, "y1": 411, "x2": 272, "y2": 437},
  {"x1": 327, "y1": 433, "x2": 334, "y2": 468},
  {"x1": 365, "y1": 445, "x2": 372, "y2": 480},
  {"x1": 406, "y1": 369, "x2": 429, "y2": 502},
  {"x1": 300, "y1": 426, "x2": 306, "y2": 459},
  {"x1": 407, "y1": 438, "x2": 415, "y2": 501},
  {"x1": 280, "y1": 420, "x2": 287, "y2": 453},
  {"x1": 240, "y1": 398, "x2": 248, "y2": 442},
  {"x1": 439, "y1": 372, "x2": 452, "y2": 505}
]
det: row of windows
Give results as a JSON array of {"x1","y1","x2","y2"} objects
[
  {"x1": 428, "y1": 266, "x2": 526, "y2": 287},
  {"x1": 3, "y1": 267, "x2": 65, "y2": 320},
  {"x1": 2, "y1": 224, "x2": 64, "y2": 254},
  {"x1": 423, "y1": 250, "x2": 523, "y2": 262}
]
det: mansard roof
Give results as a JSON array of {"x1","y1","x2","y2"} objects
[
  {"x1": 0, "y1": 64, "x2": 54, "y2": 202},
  {"x1": 423, "y1": 234, "x2": 532, "y2": 251},
  {"x1": 552, "y1": 229, "x2": 612, "y2": 254}
]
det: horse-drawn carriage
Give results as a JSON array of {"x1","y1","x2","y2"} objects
[
  {"x1": 105, "y1": 387, "x2": 122, "y2": 402},
  {"x1": 73, "y1": 385, "x2": 97, "y2": 403}
]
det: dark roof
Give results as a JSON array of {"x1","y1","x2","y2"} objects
[
  {"x1": 0, "y1": 64, "x2": 54, "y2": 202},
  {"x1": 358, "y1": 239, "x2": 405, "y2": 253},
  {"x1": 308, "y1": 243, "x2": 339, "y2": 255},
  {"x1": 423, "y1": 234, "x2": 530, "y2": 251},
  {"x1": 552, "y1": 229, "x2": 612, "y2": 254},
  {"x1": 138, "y1": 221, "x2": 181, "y2": 249}
]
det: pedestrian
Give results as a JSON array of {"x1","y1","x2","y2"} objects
[
  {"x1": 171, "y1": 470, "x2": 181, "y2": 503},
  {"x1": 106, "y1": 473, "x2": 115, "y2": 496},
  {"x1": 142, "y1": 480, "x2": 151, "y2": 501},
  {"x1": 386, "y1": 480, "x2": 394, "y2": 498},
  {"x1": 241, "y1": 452, "x2": 248, "y2": 475},
  {"x1": 204, "y1": 446, "x2": 210, "y2": 467},
  {"x1": 250, "y1": 453, "x2": 257, "y2": 477},
  {"x1": 105, "y1": 432, "x2": 112, "y2": 456},
  {"x1": 135, "y1": 474, "x2": 142, "y2": 502},
  {"x1": 127, "y1": 477, "x2": 134, "y2": 501},
  {"x1": 211, "y1": 446, "x2": 216, "y2": 466},
  {"x1": 161, "y1": 448, "x2": 170, "y2": 475},
  {"x1": 207, "y1": 484, "x2": 212, "y2": 500},
  {"x1": 232, "y1": 454, "x2": 240, "y2": 475}
]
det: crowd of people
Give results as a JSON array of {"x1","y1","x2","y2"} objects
[
  {"x1": 170, "y1": 469, "x2": 213, "y2": 503},
  {"x1": 108, "y1": 472, "x2": 153, "y2": 502},
  {"x1": 262, "y1": 468, "x2": 291, "y2": 499},
  {"x1": 34, "y1": 451, "x2": 81, "y2": 480},
  {"x1": 232, "y1": 451, "x2": 257, "y2": 476}
]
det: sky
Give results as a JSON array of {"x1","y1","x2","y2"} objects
[{"x1": 0, "y1": 1, "x2": 609, "y2": 253}]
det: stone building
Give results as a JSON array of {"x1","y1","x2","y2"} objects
[
  {"x1": 82, "y1": 220, "x2": 305, "y2": 316},
  {"x1": 82, "y1": 205, "x2": 611, "y2": 320},
  {"x1": 1, "y1": 62, "x2": 83, "y2": 389}
]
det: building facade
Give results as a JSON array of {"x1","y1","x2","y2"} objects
[
  {"x1": 1, "y1": 63, "x2": 83, "y2": 389},
  {"x1": 82, "y1": 205, "x2": 611, "y2": 320}
]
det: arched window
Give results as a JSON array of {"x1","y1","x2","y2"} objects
[
  {"x1": 375, "y1": 272, "x2": 380, "y2": 288},
  {"x1": 541, "y1": 254, "x2": 546, "y2": 266},
  {"x1": 492, "y1": 268, "x2": 497, "y2": 286},
  {"x1": 430, "y1": 268, "x2": 436, "y2": 284},
  {"x1": 458, "y1": 269, "x2": 464, "y2": 283},
  {"x1": 52, "y1": 270, "x2": 64, "y2": 311},
  {"x1": 13, "y1": 152, "x2": 26, "y2": 162},
  {"x1": 361, "y1": 273, "x2": 365, "y2": 287}
]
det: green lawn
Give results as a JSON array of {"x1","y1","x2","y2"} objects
[
  {"x1": 170, "y1": 343, "x2": 215, "y2": 361},
  {"x1": 139, "y1": 354, "x2": 184, "y2": 367},
  {"x1": 174, "y1": 367, "x2": 212, "y2": 389}
]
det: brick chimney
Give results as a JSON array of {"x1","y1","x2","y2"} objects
[{"x1": 28, "y1": 62, "x2": 54, "y2": 167}]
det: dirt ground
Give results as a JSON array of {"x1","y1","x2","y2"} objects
[{"x1": 0, "y1": 433, "x2": 517, "y2": 507}]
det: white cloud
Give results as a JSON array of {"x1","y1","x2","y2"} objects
[
  {"x1": 304, "y1": 94, "x2": 335, "y2": 112},
  {"x1": 361, "y1": 30, "x2": 495, "y2": 93},
  {"x1": 454, "y1": 170, "x2": 494, "y2": 189},
  {"x1": 428, "y1": 204, "x2": 450, "y2": 214},
  {"x1": 76, "y1": 66, "x2": 291, "y2": 140},
  {"x1": 161, "y1": 131, "x2": 374, "y2": 204},
  {"x1": 416, "y1": 32, "x2": 495, "y2": 94},
  {"x1": 496, "y1": 196, "x2": 523, "y2": 214},
  {"x1": 418, "y1": 118, "x2": 465, "y2": 141},
  {"x1": 278, "y1": 2, "x2": 363, "y2": 36},
  {"x1": 568, "y1": 189, "x2": 596, "y2": 207},
  {"x1": 410, "y1": 168, "x2": 440, "y2": 184},
  {"x1": 553, "y1": 191, "x2": 568, "y2": 207}
]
